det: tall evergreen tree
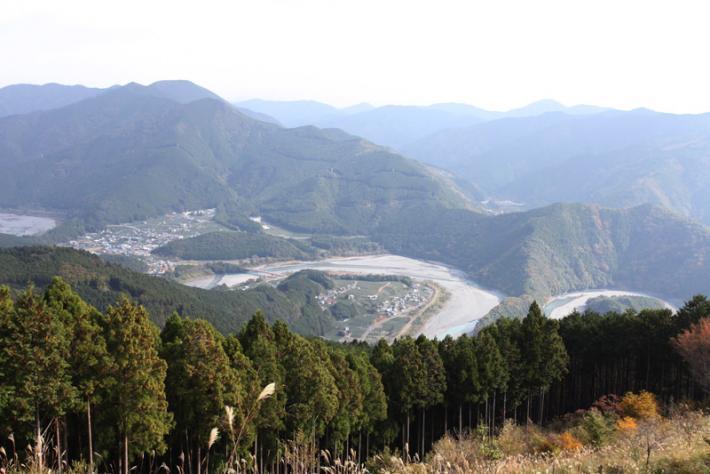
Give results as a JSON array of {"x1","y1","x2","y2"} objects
[
  {"x1": 415, "y1": 335, "x2": 446, "y2": 454},
  {"x1": 390, "y1": 337, "x2": 427, "y2": 455},
  {"x1": 161, "y1": 316, "x2": 242, "y2": 474},
  {"x1": 520, "y1": 302, "x2": 568, "y2": 424},
  {"x1": 238, "y1": 312, "x2": 285, "y2": 462},
  {"x1": 273, "y1": 322, "x2": 338, "y2": 441},
  {"x1": 100, "y1": 297, "x2": 173, "y2": 474},
  {"x1": 475, "y1": 331, "x2": 507, "y2": 432},
  {"x1": 44, "y1": 278, "x2": 111, "y2": 473},
  {"x1": 0, "y1": 285, "x2": 76, "y2": 470}
]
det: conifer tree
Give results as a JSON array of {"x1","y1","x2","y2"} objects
[
  {"x1": 221, "y1": 334, "x2": 259, "y2": 453},
  {"x1": 43, "y1": 277, "x2": 111, "y2": 473},
  {"x1": 238, "y1": 312, "x2": 285, "y2": 462},
  {"x1": 475, "y1": 331, "x2": 507, "y2": 432},
  {"x1": 347, "y1": 351, "x2": 386, "y2": 459},
  {"x1": 415, "y1": 335, "x2": 446, "y2": 454},
  {"x1": 100, "y1": 297, "x2": 173, "y2": 474},
  {"x1": 390, "y1": 337, "x2": 427, "y2": 455},
  {"x1": 161, "y1": 316, "x2": 242, "y2": 474},
  {"x1": 273, "y1": 322, "x2": 338, "y2": 440},
  {"x1": 520, "y1": 302, "x2": 568, "y2": 424},
  {"x1": 0, "y1": 285, "x2": 76, "y2": 470}
]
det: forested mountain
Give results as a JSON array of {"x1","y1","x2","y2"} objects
[
  {"x1": 0, "y1": 82, "x2": 466, "y2": 233},
  {"x1": 0, "y1": 246, "x2": 343, "y2": 335},
  {"x1": 404, "y1": 109, "x2": 710, "y2": 225},
  {"x1": 373, "y1": 202, "x2": 710, "y2": 300}
]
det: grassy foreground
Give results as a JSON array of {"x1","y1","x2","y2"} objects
[
  {"x1": 371, "y1": 410, "x2": 709, "y2": 473},
  {"x1": 4, "y1": 398, "x2": 706, "y2": 473}
]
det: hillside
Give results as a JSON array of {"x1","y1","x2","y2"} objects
[
  {"x1": 153, "y1": 231, "x2": 313, "y2": 260},
  {"x1": 153, "y1": 231, "x2": 381, "y2": 261},
  {"x1": 373, "y1": 202, "x2": 710, "y2": 300},
  {"x1": 0, "y1": 83, "x2": 467, "y2": 234},
  {"x1": 404, "y1": 109, "x2": 710, "y2": 225},
  {"x1": 0, "y1": 246, "x2": 340, "y2": 335}
]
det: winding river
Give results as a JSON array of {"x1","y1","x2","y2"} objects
[
  {"x1": 185, "y1": 254, "x2": 503, "y2": 338},
  {"x1": 543, "y1": 290, "x2": 675, "y2": 319},
  {"x1": 184, "y1": 254, "x2": 676, "y2": 338}
]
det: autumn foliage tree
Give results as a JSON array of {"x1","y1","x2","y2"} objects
[{"x1": 672, "y1": 317, "x2": 710, "y2": 393}]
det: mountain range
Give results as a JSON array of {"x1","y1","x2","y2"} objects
[
  {"x1": 0, "y1": 81, "x2": 465, "y2": 234},
  {"x1": 236, "y1": 98, "x2": 609, "y2": 150},
  {"x1": 0, "y1": 80, "x2": 707, "y2": 331},
  {"x1": 404, "y1": 109, "x2": 710, "y2": 225}
]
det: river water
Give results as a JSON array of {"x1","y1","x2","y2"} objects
[
  {"x1": 185, "y1": 254, "x2": 503, "y2": 338},
  {"x1": 184, "y1": 254, "x2": 675, "y2": 337},
  {"x1": 0, "y1": 212, "x2": 56, "y2": 236},
  {"x1": 543, "y1": 290, "x2": 675, "y2": 319}
]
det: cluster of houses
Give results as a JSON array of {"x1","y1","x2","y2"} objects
[
  {"x1": 315, "y1": 281, "x2": 359, "y2": 308},
  {"x1": 64, "y1": 209, "x2": 218, "y2": 274},
  {"x1": 375, "y1": 284, "x2": 432, "y2": 316}
]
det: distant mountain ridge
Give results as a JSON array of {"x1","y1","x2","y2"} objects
[
  {"x1": 404, "y1": 109, "x2": 710, "y2": 225},
  {"x1": 0, "y1": 83, "x2": 103, "y2": 117},
  {"x1": 235, "y1": 98, "x2": 611, "y2": 149}
]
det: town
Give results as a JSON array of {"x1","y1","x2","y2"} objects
[{"x1": 63, "y1": 209, "x2": 224, "y2": 274}]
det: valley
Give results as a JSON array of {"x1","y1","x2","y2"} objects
[{"x1": 185, "y1": 254, "x2": 499, "y2": 339}]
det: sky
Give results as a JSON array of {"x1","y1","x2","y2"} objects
[{"x1": 2, "y1": 0, "x2": 710, "y2": 113}]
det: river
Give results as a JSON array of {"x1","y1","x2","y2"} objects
[
  {"x1": 184, "y1": 255, "x2": 676, "y2": 337},
  {"x1": 543, "y1": 290, "x2": 675, "y2": 319},
  {"x1": 185, "y1": 254, "x2": 503, "y2": 339},
  {"x1": 0, "y1": 212, "x2": 56, "y2": 236}
]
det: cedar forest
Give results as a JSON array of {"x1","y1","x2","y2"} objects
[{"x1": 0, "y1": 278, "x2": 707, "y2": 473}]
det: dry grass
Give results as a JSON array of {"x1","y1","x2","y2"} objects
[
  {"x1": 2, "y1": 408, "x2": 707, "y2": 473},
  {"x1": 372, "y1": 410, "x2": 710, "y2": 473}
]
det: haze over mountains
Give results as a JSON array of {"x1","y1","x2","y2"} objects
[
  {"x1": 238, "y1": 96, "x2": 710, "y2": 226},
  {"x1": 0, "y1": 79, "x2": 708, "y2": 330},
  {"x1": 236, "y1": 98, "x2": 609, "y2": 149}
]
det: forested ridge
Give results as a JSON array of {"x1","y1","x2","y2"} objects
[
  {"x1": 0, "y1": 246, "x2": 346, "y2": 335},
  {"x1": 0, "y1": 278, "x2": 707, "y2": 473}
]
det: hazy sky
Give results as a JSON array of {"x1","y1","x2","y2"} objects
[{"x1": 2, "y1": 0, "x2": 710, "y2": 113}]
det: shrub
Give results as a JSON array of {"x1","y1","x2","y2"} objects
[
  {"x1": 615, "y1": 416, "x2": 638, "y2": 434},
  {"x1": 556, "y1": 431, "x2": 583, "y2": 451},
  {"x1": 496, "y1": 421, "x2": 531, "y2": 456},
  {"x1": 592, "y1": 393, "x2": 622, "y2": 415},
  {"x1": 580, "y1": 408, "x2": 615, "y2": 447},
  {"x1": 619, "y1": 391, "x2": 659, "y2": 419}
]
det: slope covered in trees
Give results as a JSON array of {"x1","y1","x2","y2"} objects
[
  {"x1": 0, "y1": 246, "x2": 344, "y2": 335},
  {"x1": 0, "y1": 82, "x2": 466, "y2": 234},
  {"x1": 152, "y1": 231, "x2": 381, "y2": 261},
  {"x1": 404, "y1": 109, "x2": 710, "y2": 225},
  {"x1": 0, "y1": 279, "x2": 705, "y2": 473},
  {"x1": 373, "y1": 202, "x2": 710, "y2": 300}
]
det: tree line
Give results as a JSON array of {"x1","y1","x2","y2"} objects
[{"x1": 0, "y1": 277, "x2": 706, "y2": 473}]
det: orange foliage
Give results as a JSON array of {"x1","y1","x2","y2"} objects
[
  {"x1": 557, "y1": 431, "x2": 583, "y2": 451},
  {"x1": 616, "y1": 416, "x2": 638, "y2": 433},
  {"x1": 672, "y1": 317, "x2": 710, "y2": 393},
  {"x1": 619, "y1": 391, "x2": 659, "y2": 419}
]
